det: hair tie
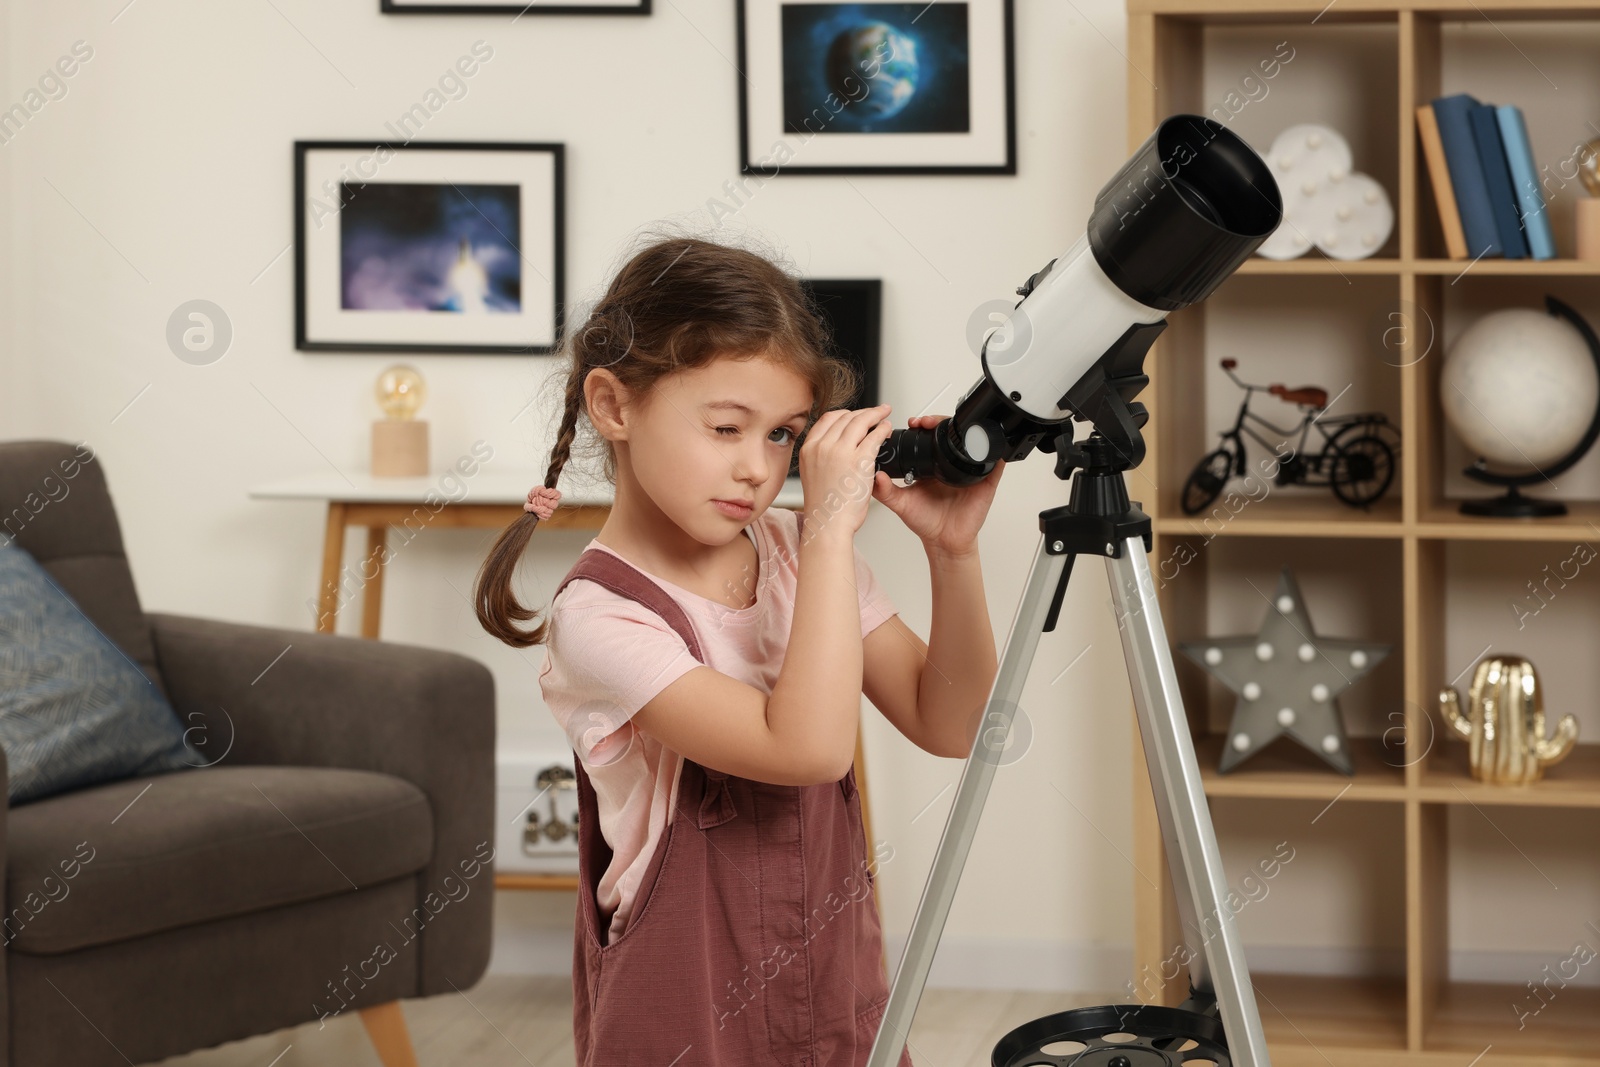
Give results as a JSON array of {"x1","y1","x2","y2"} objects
[{"x1": 525, "y1": 485, "x2": 562, "y2": 521}]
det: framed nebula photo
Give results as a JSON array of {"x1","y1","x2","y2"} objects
[
  {"x1": 736, "y1": 0, "x2": 1015, "y2": 176},
  {"x1": 294, "y1": 141, "x2": 564, "y2": 354}
]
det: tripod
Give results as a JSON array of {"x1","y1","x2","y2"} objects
[{"x1": 864, "y1": 427, "x2": 1272, "y2": 1067}]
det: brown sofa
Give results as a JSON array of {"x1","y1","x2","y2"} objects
[{"x1": 0, "y1": 440, "x2": 495, "y2": 1066}]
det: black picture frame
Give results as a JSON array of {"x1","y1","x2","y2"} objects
[
  {"x1": 737, "y1": 0, "x2": 1016, "y2": 176},
  {"x1": 294, "y1": 140, "x2": 565, "y2": 355},
  {"x1": 793, "y1": 277, "x2": 883, "y2": 476},
  {"x1": 380, "y1": 0, "x2": 648, "y2": 13}
]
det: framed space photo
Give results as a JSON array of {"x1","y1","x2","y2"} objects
[
  {"x1": 737, "y1": 0, "x2": 1015, "y2": 176},
  {"x1": 380, "y1": 0, "x2": 647, "y2": 13},
  {"x1": 294, "y1": 141, "x2": 564, "y2": 354}
]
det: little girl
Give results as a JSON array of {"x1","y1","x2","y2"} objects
[{"x1": 475, "y1": 232, "x2": 1004, "y2": 1067}]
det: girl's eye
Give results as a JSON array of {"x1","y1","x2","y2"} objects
[{"x1": 715, "y1": 426, "x2": 798, "y2": 445}]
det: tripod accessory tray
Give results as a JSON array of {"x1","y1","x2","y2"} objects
[{"x1": 991, "y1": 1003, "x2": 1230, "y2": 1067}]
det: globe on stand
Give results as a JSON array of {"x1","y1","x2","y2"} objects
[{"x1": 1440, "y1": 296, "x2": 1600, "y2": 517}]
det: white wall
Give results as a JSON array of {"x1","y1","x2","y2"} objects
[
  {"x1": 4, "y1": 0, "x2": 1576, "y2": 1006},
  {"x1": 0, "y1": 0, "x2": 1143, "y2": 995}
]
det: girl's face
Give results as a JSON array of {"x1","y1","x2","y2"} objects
[{"x1": 621, "y1": 354, "x2": 814, "y2": 544}]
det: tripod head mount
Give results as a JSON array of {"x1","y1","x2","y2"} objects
[
  {"x1": 1050, "y1": 404, "x2": 1148, "y2": 484},
  {"x1": 1038, "y1": 428, "x2": 1155, "y2": 637}
]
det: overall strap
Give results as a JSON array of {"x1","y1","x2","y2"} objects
[
  {"x1": 552, "y1": 505, "x2": 802, "y2": 661},
  {"x1": 553, "y1": 548, "x2": 739, "y2": 833},
  {"x1": 554, "y1": 510, "x2": 818, "y2": 829},
  {"x1": 553, "y1": 551, "x2": 704, "y2": 661}
]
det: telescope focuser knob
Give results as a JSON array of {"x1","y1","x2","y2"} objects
[{"x1": 1055, "y1": 437, "x2": 1090, "y2": 481}]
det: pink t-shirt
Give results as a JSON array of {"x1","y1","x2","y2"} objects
[{"x1": 538, "y1": 506, "x2": 897, "y2": 944}]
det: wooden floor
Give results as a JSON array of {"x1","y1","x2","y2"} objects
[{"x1": 150, "y1": 976, "x2": 1123, "y2": 1067}]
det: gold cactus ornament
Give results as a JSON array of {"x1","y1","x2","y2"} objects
[{"x1": 1438, "y1": 654, "x2": 1578, "y2": 785}]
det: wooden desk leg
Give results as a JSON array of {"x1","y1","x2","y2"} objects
[
  {"x1": 361, "y1": 525, "x2": 388, "y2": 640},
  {"x1": 316, "y1": 503, "x2": 348, "y2": 635}
]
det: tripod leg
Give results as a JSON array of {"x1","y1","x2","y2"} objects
[
  {"x1": 1107, "y1": 537, "x2": 1272, "y2": 1067},
  {"x1": 864, "y1": 531, "x2": 1070, "y2": 1067}
]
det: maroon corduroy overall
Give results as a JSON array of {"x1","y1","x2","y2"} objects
[{"x1": 554, "y1": 538, "x2": 914, "y2": 1067}]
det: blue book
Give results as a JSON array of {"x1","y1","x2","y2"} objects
[
  {"x1": 1496, "y1": 104, "x2": 1556, "y2": 259},
  {"x1": 1469, "y1": 103, "x2": 1529, "y2": 258},
  {"x1": 1432, "y1": 93, "x2": 1502, "y2": 257}
]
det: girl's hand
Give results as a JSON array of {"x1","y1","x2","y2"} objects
[
  {"x1": 798, "y1": 403, "x2": 895, "y2": 540},
  {"x1": 872, "y1": 414, "x2": 1005, "y2": 557}
]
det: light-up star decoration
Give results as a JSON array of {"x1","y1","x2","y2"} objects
[{"x1": 1178, "y1": 566, "x2": 1391, "y2": 775}]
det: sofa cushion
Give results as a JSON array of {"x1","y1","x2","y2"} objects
[
  {"x1": 4, "y1": 764, "x2": 434, "y2": 955},
  {"x1": 0, "y1": 542, "x2": 200, "y2": 804},
  {"x1": 0, "y1": 440, "x2": 170, "y2": 703}
]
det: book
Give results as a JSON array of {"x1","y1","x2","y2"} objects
[
  {"x1": 1415, "y1": 103, "x2": 1469, "y2": 259},
  {"x1": 1495, "y1": 104, "x2": 1556, "y2": 259},
  {"x1": 1432, "y1": 93, "x2": 1503, "y2": 258},
  {"x1": 1469, "y1": 102, "x2": 1529, "y2": 258}
]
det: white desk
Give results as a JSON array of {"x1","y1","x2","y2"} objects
[{"x1": 250, "y1": 469, "x2": 806, "y2": 639}]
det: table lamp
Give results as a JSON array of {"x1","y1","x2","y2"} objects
[{"x1": 372, "y1": 364, "x2": 429, "y2": 477}]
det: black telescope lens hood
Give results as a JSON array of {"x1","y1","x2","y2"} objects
[{"x1": 1088, "y1": 114, "x2": 1282, "y2": 312}]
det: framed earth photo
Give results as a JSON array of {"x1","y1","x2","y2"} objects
[
  {"x1": 294, "y1": 141, "x2": 565, "y2": 354},
  {"x1": 737, "y1": 0, "x2": 1015, "y2": 176}
]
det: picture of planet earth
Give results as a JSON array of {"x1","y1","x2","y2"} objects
[
  {"x1": 825, "y1": 21, "x2": 919, "y2": 122},
  {"x1": 781, "y1": 3, "x2": 970, "y2": 134}
]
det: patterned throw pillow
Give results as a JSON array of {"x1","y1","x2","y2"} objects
[{"x1": 0, "y1": 543, "x2": 200, "y2": 805}]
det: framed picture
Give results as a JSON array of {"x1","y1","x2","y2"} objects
[
  {"x1": 737, "y1": 0, "x2": 1015, "y2": 176},
  {"x1": 294, "y1": 141, "x2": 564, "y2": 355},
  {"x1": 380, "y1": 0, "x2": 647, "y2": 13},
  {"x1": 792, "y1": 278, "x2": 882, "y2": 476}
]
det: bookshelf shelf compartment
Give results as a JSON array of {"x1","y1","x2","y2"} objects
[
  {"x1": 1160, "y1": 272, "x2": 1404, "y2": 521},
  {"x1": 1417, "y1": 804, "x2": 1600, "y2": 1059},
  {"x1": 1199, "y1": 798, "x2": 1408, "y2": 1052},
  {"x1": 1414, "y1": 18, "x2": 1600, "y2": 262},
  {"x1": 1417, "y1": 537, "x2": 1600, "y2": 791},
  {"x1": 1160, "y1": 535, "x2": 1406, "y2": 781},
  {"x1": 1199, "y1": 20, "x2": 1402, "y2": 261}
]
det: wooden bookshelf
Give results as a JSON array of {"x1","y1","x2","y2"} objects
[{"x1": 1126, "y1": 1, "x2": 1600, "y2": 1062}]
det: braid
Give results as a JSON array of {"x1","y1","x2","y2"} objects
[
  {"x1": 473, "y1": 360, "x2": 588, "y2": 648},
  {"x1": 542, "y1": 367, "x2": 585, "y2": 494}
]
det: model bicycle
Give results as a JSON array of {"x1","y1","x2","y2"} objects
[{"x1": 1181, "y1": 358, "x2": 1400, "y2": 515}]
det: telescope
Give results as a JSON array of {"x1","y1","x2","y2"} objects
[
  {"x1": 878, "y1": 113, "x2": 1282, "y2": 485},
  {"x1": 864, "y1": 114, "x2": 1285, "y2": 1067}
]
